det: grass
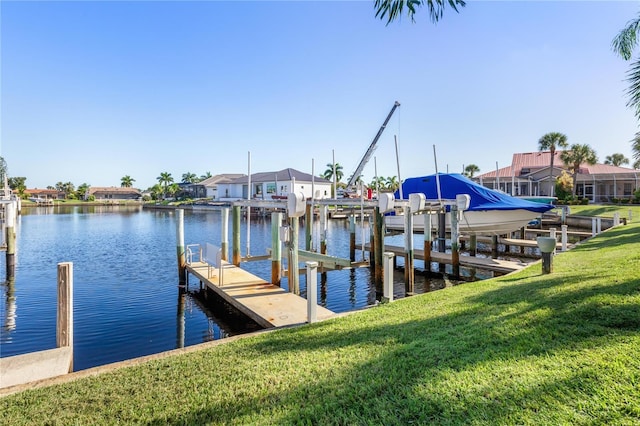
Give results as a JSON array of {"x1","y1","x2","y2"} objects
[
  {"x1": 559, "y1": 204, "x2": 640, "y2": 222},
  {"x1": 1, "y1": 224, "x2": 640, "y2": 424}
]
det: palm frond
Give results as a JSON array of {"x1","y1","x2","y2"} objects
[
  {"x1": 612, "y1": 16, "x2": 640, "y2": 60},
  {"x1": 374, "y1": 0, "x2": 465, "y2": 25}
]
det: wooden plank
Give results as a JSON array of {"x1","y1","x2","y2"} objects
[
  {"x1": 369, "y1": 244, "x2": 527, "y2": 274},
  {"x1": 298, "y1": 250, "x2": 352, "y2": 269},
  {"x1": 186, "y1": 262, "x2": 335, "y2": 328}
]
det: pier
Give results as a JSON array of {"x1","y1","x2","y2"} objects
[{"x1": 185, "y1": 261, "x2": 335, "y2": 328}]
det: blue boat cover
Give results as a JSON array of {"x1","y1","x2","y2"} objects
[{"x1": 394, "y1": 173, "x2": 553, "y2": 213}]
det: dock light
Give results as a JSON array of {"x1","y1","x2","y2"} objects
[
  {"x1": 536, "y1": 237, "x2": 556, "y2": 274},
  {"x1": 378, "y1": 193, "x2": 394, "y2": 213},
  {"x1": 409, "y1": 193, "x2": 426, "y2": 212}
]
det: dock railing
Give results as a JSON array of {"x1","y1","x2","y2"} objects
[{"x1": 205, "y1": 243, "x2": 224, "y2": 286}]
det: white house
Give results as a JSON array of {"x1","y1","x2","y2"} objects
[
  {"x1": 217, "y1": 168, "x2": 332, "y2": 201},
  {"x1": 194, "y1": 174, "x2": 246, "y2": 200}
]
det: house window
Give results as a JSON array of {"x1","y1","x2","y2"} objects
[
  {"x1": 266, "y1": 183, "x2": 276, "y2": 194},
  {"x1": 624, "y1": 183, "x2": 632, "y2": 196}
]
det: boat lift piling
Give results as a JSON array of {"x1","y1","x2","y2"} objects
[
  {"x1": 232, "y1": 205, "x2": 241, "y2": 266},
  {"x1": 175, "y1": 209, "x2": 186, "y2": 285},
  {"x1": 221, "y1": 207, "x2": 229, "y2": 262},
  {"x1": 423, "y1": 212, "x2": 432, "y2": 272},
  {"x1": 271, "y1": 211, "x2": 283, "y2": 286}
]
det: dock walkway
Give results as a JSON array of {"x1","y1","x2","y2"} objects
[
  {"x1": 373, "y1": 244, "x2": 529, "y2": 274},
  {"x1": 185, "y1": 262, "x2": 335, "y2": 328}
]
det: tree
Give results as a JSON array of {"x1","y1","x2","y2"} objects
[
  {"x1": 149, "y1": 184, "x2": 164, "y2": 201},
  {"x1": 538, "y1": 132, "x2": 568, "y2": 197},
  {"x1": 385, "y1": 176, "x2": 400, "y2": 191},
  {"x1": 62, "y1": 182, "x2": 75, "y2": 199},
  {"x1": 375, "y1": 0, "x2": 465, "y2": 24},
  {"x1": 323, "y1": 163, "x2": 344, "y2": 183},
  {"x1": 633, "y1": 134, "x2": 640, "y2": 166},
  {"x1": 464, "y1": 164, "x2": 480, "y2": 178},
  {"x1": 181, "y1": 172, "x2": 198, "y2": 184},
  {"x1": 121, "y1": 175, "x2": 135, "y2": 187},
  {"x1": 0, "y1": 156, "x2": 7, "y2": 182},
  {"x1": 604, "y1": 153, "x2": 629, "y2": 167},
  {"x1": 555, "y1": 170, "x2": 574, "y2": 201},
  {"x1": 635, "y1": 159, "x2": 640, "y2": 169},
  {"x1": 613, "y1": 15, "x2": 640, "y2": 165},
  {"x1": 157, "y1": 172, "x2": 173, "y2": 198},
  {"x1": 8, "y1": 177, "x2": 26, "y2": 196},
  {"x1": 200, "y1": 172, "x2": 212, "y2": 181},
  {"x1": 370, "y1": 176, "x2": 386, "y2": 191},
  {"x1": 55, "y1": 181, "x2": 65, "y2": 192},
  {"x1": 76, "y1": 183, "x2": 90, "y2": 200},
  {"x1": 560, "y1": 144, "x2": 598, "y2": 196}
]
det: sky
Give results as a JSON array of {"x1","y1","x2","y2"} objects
[{"x1": 2, "y1": 0, "x2": 640, "y2": 190}]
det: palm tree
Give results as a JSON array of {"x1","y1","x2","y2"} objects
[
  {"x1": 560, "y1": 144, "x2": 598, "y2": 196},
  {"x1": 323, "y1": 163, "x2": 344, "y2": 183},
  {"x1": 181, "y1": 172, "x2": 198, "y2": 184},
  {"x1": 121, "y1": 175, "x2": 135, "y2": 187},
  {"x1": 149, "y1": 184, "x2": 164, "y2": 201},
  {"x1": 200, "y1": 172, "x2": 212, "y2": 181},
  {"x1": 370, "y1": 176, "x2": 386, "y2": 192},
  {"x1": 464, "y1": 164, "x2": 480, "y2": 178},
  {"x1": 385, "y1": 176, "x2": 399, "y2": 191},
  {"x1": 634, "y1": 159, "x2": 640, "y2": 169},
  {"x1": 76, "y1": 183, "x2": 90, "y2": 200},
  {"x1": 0, "y1": 156, "x2": 7, "y2": 182},
  {"x1": 538, "y1": 132, "x2": 568, "y2": 197},
  {"x1": 613, "y1": 14, "x2": 640, "y2": 165},
  {"x1": 604, "y1": 153, "x2": 629, "y2": 167},
  {"x1": 374, "y1": 0, "x2": 465, "y2": 24},
  {"x1": 157, "y1": 172, "x2": 173, "y2": 197}
]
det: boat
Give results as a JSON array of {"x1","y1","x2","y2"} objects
[
  {"x1": 385, "y1": 173, "x2": 554, "y2": 235},
  {"x1": 517, "y1": 195, "x2": 557, "y2": 204}
]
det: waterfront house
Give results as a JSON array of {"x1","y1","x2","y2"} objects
[
  {"x1": 475, "y1": 151, "x2": 639, "y2": 202},
  {"x1": 87, "y1": 186, "x2": 142, "y2": 201},
  {"x1": 217, "y1": 168, "x2": 332, "y2": 201},
  {"x1": 185, "y1": 174, "x2": 246, "y2": 200},
  {"x1": 24, "y1": 189, "x2": 64, "y2": 200}
]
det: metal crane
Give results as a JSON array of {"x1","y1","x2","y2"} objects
[{"x1": 346, "y1": 101, "x2": 400, "y2": 191}]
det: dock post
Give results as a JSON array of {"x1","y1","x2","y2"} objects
[
  {"x1": 469, "y1": 234, "x2": 477, "y2": 257},
  {"x1": 374, "y1": 207, "x2": 384, "y2": 291},
  {"x1": 549, "y1": 228, "x2": 557, "y2": 254},
  {"x1": 221, "y1": 207, "x2": 229, "y2": 262},
  {"x1": 271, "y1": 212, "x2": 282, "y2": 286},
  {"x1": 5, "y1": 201, "x2": 16, "y2": 280},
  {"x1": 437, "y1": 210, "x2": 446, "y2": 273},
  {"x1": 177, "y1": 290, "x2": 185, "y2": 349},
  {"x1": 320, "y1": 205, "x2": 328, "y2": 255},
  {"x1": 520, "y1": 227, "x2": 525, "y2": 254},
  {"x1": 57, "y1": 262, "x2": 74, "y2": 372},
  {"x1": 561, "y1": 225, "x2": 568, "y2": 251},
  {"x1": 404, "y1": 207, "x2": 414, "y2": 295},
  {"x1": 369, "y1": 220, "x2": 375, "y2": 266},
  {"x1": 175, "y1": 209, "x2": 186, "y2": 285},
  {"x1": 491, "y1": 235, "x2": 499, "y2": 259},
  {"x1": 306, "y1": 261, "x2": 318, "y2": 323},
  {"x1": 289, "y1": 217, "x2": 300, "y2": 295},
  {"x1": 349, "y1": 215, "x2": 356, "y2": 261},
  {"x1": 451, "y1": 205, "x2": 460, "y2": 279},
  {"x1": 613, "y1": 212, "x2": 620, "y2": 227},
  {"x1": 305, "y1": 203, "x2": 312, "y2": 251},
  {"x1": 592, "y1": 217, "x2": 597, "y2": 236},
  {"x1": 596, "y1": 217, "x2": 602, "y2": 234},
  {"x1": 423, "y1": 213, "x2": 432, "y2": 272},
  {"x1": 232, "y1": 205, "x2": 241, "y2": 266},
  {"x1": 383, "y1": 252, "x2": 394, "y2": 302}
]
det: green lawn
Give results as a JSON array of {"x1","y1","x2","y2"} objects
[
  {"x1": 560, "y1": 204, "x2": 640, "y2": 223},
  {"x1": 1, "y1": 224, "x2": 639, "y2": 425}
]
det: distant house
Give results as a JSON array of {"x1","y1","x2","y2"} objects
[
  {"x1": 186, "y1": 174, "x2": 246, "y2": 200},
  {"x1": 475, "y1": 151, "x2": 639, "y2": 202},
  {"x1": 217, "y1": 168, "x2": 332, "y2": 201},
  {"x1": 87, "y1": 187, "x2": 142, "y2": 201},
  {"x1": 24, "y1": 189, "x2": 64, "y2": 200}
]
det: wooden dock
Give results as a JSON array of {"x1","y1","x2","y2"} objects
[
  {"x1": 371, "y1": 244, "x2": 529, "y2": 275},
  {"x1": 185, "y1": 262, "x2": 335, "y2": 328}
]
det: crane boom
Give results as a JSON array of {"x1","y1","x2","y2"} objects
[{"x1": 347, "y1": 101, "x2": 400, "y2": 188}]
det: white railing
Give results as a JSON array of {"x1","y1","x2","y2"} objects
[{"x1": 186, "y1": 244, "x2": 202, "y2": 265}]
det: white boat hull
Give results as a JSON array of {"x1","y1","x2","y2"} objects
[{"x1": 384, "y1": 209, "x2": 542, "y2": 235}]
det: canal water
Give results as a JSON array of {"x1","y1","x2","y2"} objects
[{"x1": 0, "y1": 205, "x2": 441, "y2": 371}]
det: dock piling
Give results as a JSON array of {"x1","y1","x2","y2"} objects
[
  {"x1": 404, "y1": 207, "x2": 414, "y2": 295},
  {"x1": 221, "y1": 207, "x2": 229, "y2": 262},
  {"x1": 349, "y1": 215, "x2": 356, "y2": 261},
  {"x1": 5, "y1": 201, "x2": 16, "y2": 280},
  {"x1": 451, "y1": 205, "x2": 460, "y2": 279},
  {"x1": 271, "y1": 212, "x2": 283, "y2": 286},
  {"x1": 232, "y1": 206, "x2": 241, "y2": 266},
  {"x1": 289, "y1": 217, "x2": 300, "y2": 295},
  {"x1": 383, "y1": 252, "x2": 394, "y2": 302},
  {"x1": 373, "y1": 207, "x2": 384, "y2": 291},
  {"x1": 175, "y1": 209, "x2": 186, "y2": 285},
  {"x1": 306, "y1": 261, "x2": 318, "y2": 323},
  {"x1": 423, "y1": 213, "x2": 432, "y2": 272},
  {"x1": 57, "y1": 262, "x2": 74, "y2": 372}
]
